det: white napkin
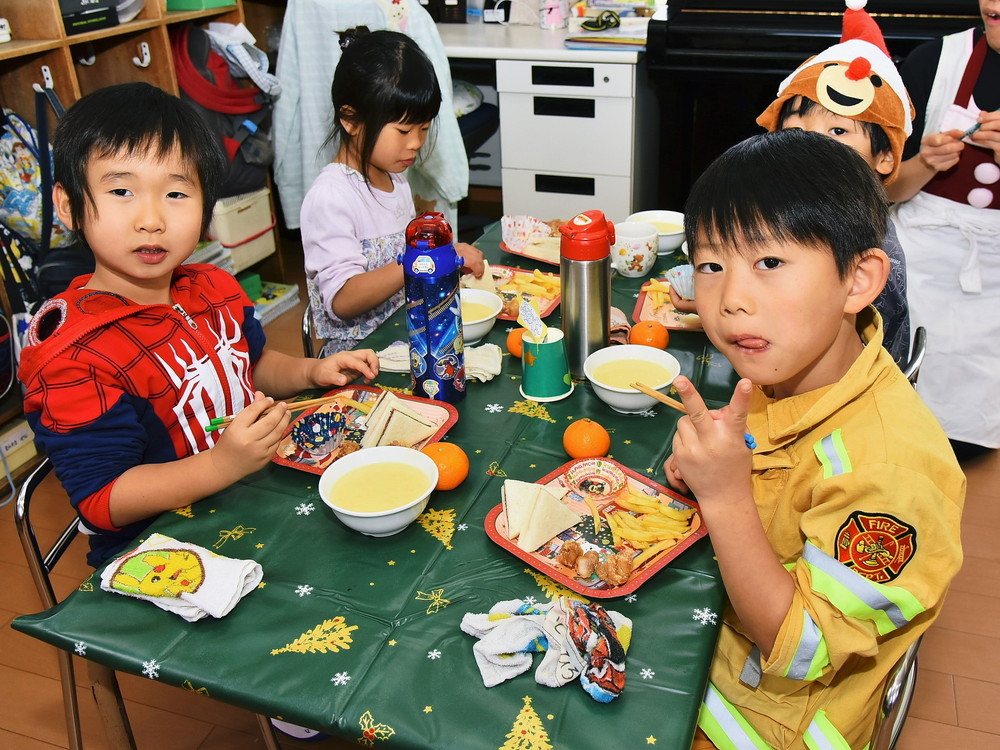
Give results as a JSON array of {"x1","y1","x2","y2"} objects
[
  {"x1": 465, "y1": 343, "x2": 503, "y2": 382},
  {"x1": 100, "y1": 533, "x2": 263, "y2": 622},
  {"x1": 375, "y1": 341, "x2": 410, "y2": 373}
]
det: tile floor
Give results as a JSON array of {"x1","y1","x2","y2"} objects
[{"x1": 1, "y1": 281, "x2": 998, "y2": 749}]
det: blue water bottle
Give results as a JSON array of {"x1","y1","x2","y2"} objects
[{"x1": 399, "y1": 212, "x2": 466, "y2": 403}]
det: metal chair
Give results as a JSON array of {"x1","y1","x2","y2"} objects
[
  {"x1": 302, "y1": 305, "x2": 316, "y2": 358},
  {"x1": 901, "y1": 326, "x2": 926, "y2": 386},
  {"x1": 868, "y1": 637, "x2": 921, "y2": 750},
  {"x1": 14, "y1": 457, "x2": 281, "y2": 750}
]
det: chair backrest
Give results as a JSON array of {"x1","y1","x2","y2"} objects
[
  {"x1": 302, "y1": 306, "x2": 316, "y2": 358},
  {"x1": 901, "y1": 326, "x2": 926, "y2": 386},
  {"x1": 869, "y1": 636, "x2": 921, "y2": 750},
  {"x1": 14, "y1": 457, "x2": 76, "y2": 610}
]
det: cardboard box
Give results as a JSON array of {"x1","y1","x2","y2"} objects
[{"x1": 0, "y1": 418, "x2": 37, "y2": 475}]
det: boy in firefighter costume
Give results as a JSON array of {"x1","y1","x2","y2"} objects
[
  {"x1": 756, "y1": 0, "x2": 915, "y2": 367},
  {"x1": 18, "y1": 83, "x2": 379, "y2": 567},
  {"x1": 667, "y1": 130, "x2": 965, "y2": 749}
]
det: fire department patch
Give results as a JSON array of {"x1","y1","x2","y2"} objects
[{"x1": 836, "y1": 511, "x2": 916, "y2": 583}]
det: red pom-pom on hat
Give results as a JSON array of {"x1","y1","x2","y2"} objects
[{"x1": 841, "y1": 0, "x2": 891, "y2": 57}]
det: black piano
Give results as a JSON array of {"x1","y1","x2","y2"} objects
[{"x1": 646, "y1": 1, "x2": 979, "y2": 207}]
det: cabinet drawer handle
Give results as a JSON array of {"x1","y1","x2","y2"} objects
[
  {"x1": 535, "y1": 174, "x2": 595, "y2": 196},
  {"x1": 531, "y1": 65, "x2": 595, "y2": 88},
  {"x1": 533, "y1": 96, "x2": 595, "y2": 119}
]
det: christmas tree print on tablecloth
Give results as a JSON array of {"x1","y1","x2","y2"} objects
[
  {"x1": 270, "y1": 617, "x2": 358, "y2": 655},
  {"x1": 509, "y1": 400, "x2": 556, "y2": 423},
  {"x1": 418, "y1": 507, "x2": 456, "y2": 548},
  {"x1": 523, "y1": 568, "x2": 590, "y2": 604},
  {"x1": 501, "y1": 696, "x2": 552, "y2": 750}
]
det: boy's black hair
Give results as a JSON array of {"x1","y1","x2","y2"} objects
[
  {"x1": 684, "y1": 129, "x2": 888, "y2": 279},
  {"x1": 53, "y1": 82, "x2": 228, "y2": 235},
  {"x1": 327, "y1": 27, "x2": 441, "y2": 186},
  {"x1": 777, "y1": 95, "x2": 893, "y2": 174}
]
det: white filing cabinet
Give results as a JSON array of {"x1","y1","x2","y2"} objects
[{"x1": 496, "y1": 57, "x2": 659, "y2": 222}]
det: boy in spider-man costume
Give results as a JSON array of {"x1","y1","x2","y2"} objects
[{"x1": 18, "y1": 83, "x2": 380, "y2": 567}]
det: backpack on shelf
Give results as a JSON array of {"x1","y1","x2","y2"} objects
[{"x1": 171, "y1": 23, "x2": 277, "y2": 199}]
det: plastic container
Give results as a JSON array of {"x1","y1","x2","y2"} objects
[
  {"x1": 208, "y1": 187, "x2": 272, "y2": 247},
  {"x1": 399, "y1": 213, "x2": 466, "y2": 403},
  {"x1": 559, "y1": 210, "x2": 614, "y2": 380}
]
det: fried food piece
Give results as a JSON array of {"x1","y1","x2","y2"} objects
[
  {"x1": 557, "y1": 540, "x2": 583, "y2": 567},
  {"x1": 595, "y1": 550, "x2": 633, "y2": 586},
  {"x1": 576, "y1": 550, "x2": 599, "y2": 578}
]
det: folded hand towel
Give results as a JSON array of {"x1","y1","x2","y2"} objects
[
  {"x1": 465, "y1": 343, "x2": 503, "y2": 382},
  {"x1": 460, "y1": 599, "x2": 550, "y2": 687},
  {"x1": 100, "y1": 533, "x2": 262, "y2": 622}
]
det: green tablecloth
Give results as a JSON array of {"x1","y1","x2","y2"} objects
[{"x1": 14, "y1": 223, "x2": 739, "y2": 748}]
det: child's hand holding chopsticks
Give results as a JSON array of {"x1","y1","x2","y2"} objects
[{"x1": 209, "y1": 392, "x2": 291, "y2": 481}]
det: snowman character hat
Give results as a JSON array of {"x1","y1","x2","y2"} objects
[{"x1": 756, "y1": 0, "x2": 913, "y2": 182}]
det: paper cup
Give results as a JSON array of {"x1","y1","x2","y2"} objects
[
  {"x1": 520, "y1": 328, "x2": 574, "y2": 402},
  {"x1": 611, "y1": 222, "x2": 658, "y2": 278}
]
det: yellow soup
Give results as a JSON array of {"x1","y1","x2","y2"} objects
[
  {"x1": 330, "y1": 463, "x2": 430, "y2": 513},
  {"x1": 462, "y1": 300, "x2": 495, "y2": 322},
  {"x1": 652, "y1": 221, "x2": 683, "y2": 234},
  {"x1": 593, "y1": 359, "x2": 675, "y2": 390}
]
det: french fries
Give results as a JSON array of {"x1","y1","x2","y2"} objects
[
  {"x1": 498, "y1": 269, "x2": 561, "y2": 300},
  {"x1": 603, "y1": 488, "x2": 696, "y2": 564},
  {"x1": 641, "y1": 278, "x2": 673, "y2": 311}
]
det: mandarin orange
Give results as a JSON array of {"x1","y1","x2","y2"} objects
[
  {"x1": 506, "y1": 327, "x2": 528, "y2": 358},
  {"x1": 629, "y1": 320, "x2": 670, "y2": 349},
  {"x1": 562, "y1": 418, "x2": 611, "y2": 459},
  {"x1": 420, "y1": 442, "x2": 470, "y2": 491}
]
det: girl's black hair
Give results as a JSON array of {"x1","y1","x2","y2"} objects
[
  {"x1": 52, "y1": 82, "x2": 227, "y2": 235},
  {"x1": 328, "y1": 27, "x2": 441, "y2": 186},
  {"x1": 777, "y1": 95, "x2": 893, "y2": 173},
  {"x1": 684, "y1": 129, "x2": 889, "y2": 279}
]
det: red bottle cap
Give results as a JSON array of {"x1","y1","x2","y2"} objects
[
  {"x1": 405, "y1": 212, "x2": 453, "y2": 248},
  {"x1": 559, "y1": 210, "x2": 615, "y2": 261}
]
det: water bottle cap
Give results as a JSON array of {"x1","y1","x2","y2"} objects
[
  {"x1": 405, "y1": 212, "x2": 454, "y2": 248},
  {"x1": 559, "y1": 210, "x2": 615, "y2": 261}
]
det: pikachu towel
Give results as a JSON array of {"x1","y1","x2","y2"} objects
[{"x1": 100, "y1": 533, "x2": 263, "y2": 622}]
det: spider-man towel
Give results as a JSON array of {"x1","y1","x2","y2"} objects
[{"x1": 19, "y1": 265, "x2": 266, "y2": 566}]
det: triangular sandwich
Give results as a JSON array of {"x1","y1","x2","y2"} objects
[{"x1": 516, "y1": 489, "x2": 580, "y2": 553}]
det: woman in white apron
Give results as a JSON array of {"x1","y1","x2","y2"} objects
[{"x1": 888, "y1": 2, "x2": 1000, "y2": 457}]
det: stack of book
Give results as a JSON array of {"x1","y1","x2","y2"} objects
[
  {"x1": 190, "y1": 240, "x2": 236, "y2": 275},
  {"x1": 254, "y1": 281, "x2": 301, "y2": 326}
]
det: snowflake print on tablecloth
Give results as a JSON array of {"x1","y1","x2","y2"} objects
[
  {"x1": 641, "y1": 668, "x2": 655, "y2": 680},
  {"x1": 522, "y1": 595, "x2": 538, "y2": 606},
  {"x1": 74, "y1": 642, "x2": 87, "y2": 656},
  {"x1": 485, "y1": 403, "x2": 504, "y2": 413},
  {"x1": 427, "y1": 649, "x2": 442, "y2": 660},
  {"x1": 693, "y1": 607, "x2": 718, "y2": 626},
  {"x1": 625, "y1": 594, "x2": 638, "y2": 604},
  {"x1": 296, "y1": 584, "x2": 314, "y2": 597},
  {"x1": 331, "y1": 671, "x2": 351, "y2": 686},
  {"x1": 295, "y1": 502, "x2": 316, "y2": 516},
  {"x1": 141, "y1": 659, "x2": 160, "y2": 679},
  {"x1": 457, "y1": 523, "x2": 468, "y2": 531},
  {"x1": 639, "y1": 409, "x2": 657, "y2": 418}
]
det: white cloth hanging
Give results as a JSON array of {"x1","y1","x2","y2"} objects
[{"x1": 273, "y1": 0, "x2": 468, "y2": 230}]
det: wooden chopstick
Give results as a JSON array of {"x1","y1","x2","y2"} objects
[
  {"x1": 629, "y1": 382, "x2": 687, "y2": 414},
  {"x1": 204, "y1": 393, "x2": 349, "y2": 432},
  {"x1": 630, "y1": 381, "x2": 758, "y2": 450}
]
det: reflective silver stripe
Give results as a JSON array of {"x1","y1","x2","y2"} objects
[
  {"x1": 804, "y1": 710, "x2": 853, "y2": 750},
  {"x1": 739, "y1": 646, "x2": 762, "y2": 688},
  {"x1": 814, "y1": 430, "x2": 852, "y2": 478},
  {"x1": 803, "y1": 543, "x2": 909, "y2": 629},
  {"x1": 702, "y1": 684, "x2": 769, "y2": 750},
  {"x1": 804, "y1": 723, "x2": 838, "y2": 750},
  {"x1": 787, "y1": 610, "x2": 824, "y2": 680}
]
